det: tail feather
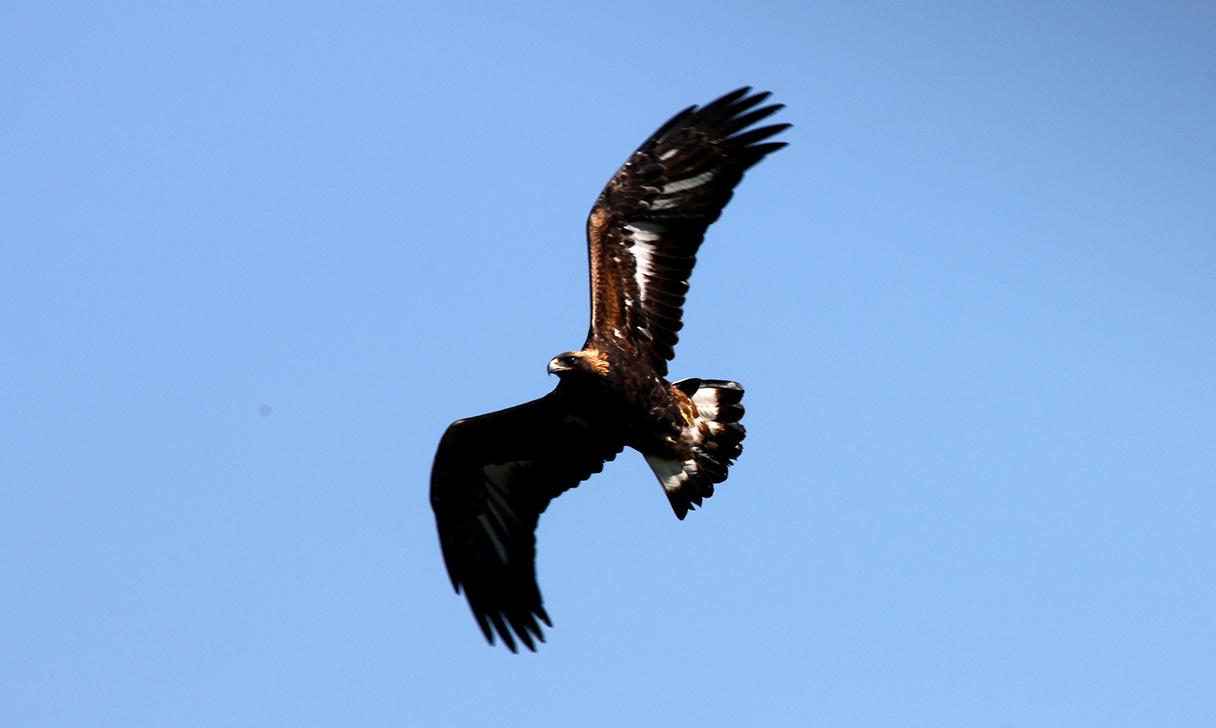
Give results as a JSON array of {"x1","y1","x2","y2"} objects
[{"x1": 645, "y1": 379, "x2": 746, "y2": 519}]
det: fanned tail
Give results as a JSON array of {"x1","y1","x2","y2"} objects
[{"x1": 645, "y1": 379, "x2": 746, "y2": 519}]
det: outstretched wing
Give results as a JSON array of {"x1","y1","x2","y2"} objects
[
  {"x1": 430, "y1": 389, "x2": 624, "y2": 652},
  {"x1": 585, "y1": 87, "x2": 789, "y2": 374}
]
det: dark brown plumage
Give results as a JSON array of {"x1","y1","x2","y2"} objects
[{"x1": 430, "y1": 88, "x2": 788, "y2": 651}]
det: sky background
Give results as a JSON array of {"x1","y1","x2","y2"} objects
[{"x1": 3, "y1": 2, "x2": 1214, "y2": 726}]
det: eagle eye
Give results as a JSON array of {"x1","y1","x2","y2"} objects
[{"x1": 558, "y1": 355, "x2": 578, "y2": 367}]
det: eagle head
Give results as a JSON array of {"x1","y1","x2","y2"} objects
[{"x1": 547, "y1": 349, "x2": 610, "y2": 377}]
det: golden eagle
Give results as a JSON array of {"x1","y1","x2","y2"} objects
[{"x1": 431, "y1": 88, "x2": 788, "y2": 651}]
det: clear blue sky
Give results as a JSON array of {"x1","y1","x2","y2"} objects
[{"x1": 3, "y1": 3, "x2": 1214, "y2": 726}]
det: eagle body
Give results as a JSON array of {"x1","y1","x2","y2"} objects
[{"x1": 431, "y1": 88, "x2": 787, "y2": 651}]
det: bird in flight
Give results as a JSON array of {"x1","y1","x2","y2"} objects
[{"x1": 430, "y1": 87, "x2": 788, "y2": 651}]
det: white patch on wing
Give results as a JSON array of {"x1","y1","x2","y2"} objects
[
  {"x1": 659, "y1": 147, "x2": 681, "y2": 161},
  {"x1": 662, "y1": 170, "x2": 715, "y2": 194},
  {"x1": 626, "y1": 222, "x2": 664, "y2": 304},
  {"x1": 650, "y1": 196, "x2": 678, "y2": 210},
  {"x1": 625, "y1": 221, "x2": 664, "y2": 241},
  {"x1": 644, "y1": 455, "x2": 690, "y2": 494}
]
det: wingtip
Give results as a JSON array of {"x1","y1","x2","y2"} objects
[
  {"x1": 511, "y1": 612, "x2": 548, "y2": 653},
  {"x1": 698, "y1": 86, "x2": 754, "y2": 116},
  {"x1": 474, "y1": 610, "x2": 495, "y2": 644},
  {"x1": 488, "y1": 612, "x2": 519, "y2": 653},
  {"x1": 746, "y1": 89, "x2": 772, "y2": 105},
  {"x1": 515, "y1": 629, "x2": 536, "y2": 653}
]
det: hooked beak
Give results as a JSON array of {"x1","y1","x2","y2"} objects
[{"x1": 547, "y1": 358, "x2": 567, "y2": 375}]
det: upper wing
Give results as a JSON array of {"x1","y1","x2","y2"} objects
[
  {"x1": 585, "y1": 87, "x2": 789, "y2": 374},
  {"x1": 430, "y1": 389, "x2": 624, "y2": 652}
]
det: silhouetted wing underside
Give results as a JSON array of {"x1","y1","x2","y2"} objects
[{"x1": 430, "y1": 390, "x2": 623, "y2": 651}]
